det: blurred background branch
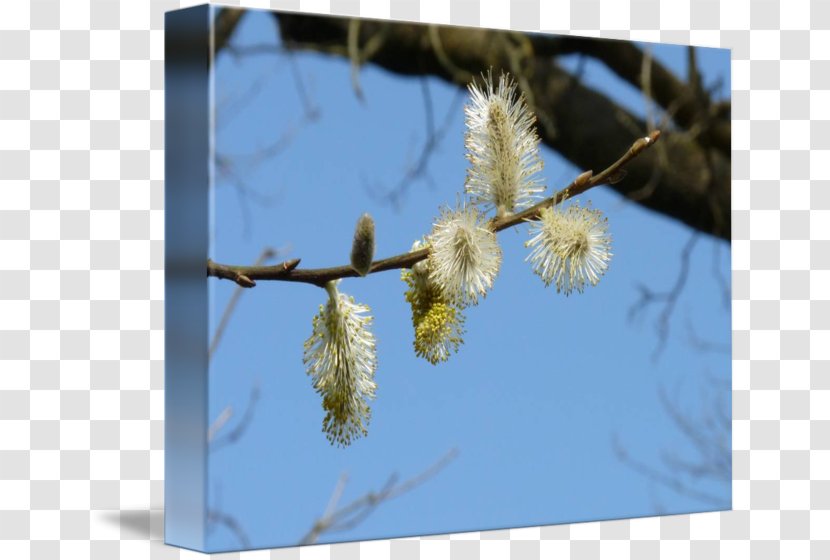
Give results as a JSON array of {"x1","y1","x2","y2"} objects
[
  {"x1": 210, "y1": 9, "x2": 730, "y2": 241},
  {"x1": 300, "y1": 448, "x2": 459, "y2": 545}
]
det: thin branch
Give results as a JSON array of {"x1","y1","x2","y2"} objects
[
  {"x1": 347, "y1": 19, "x2": 365, "y2": 103},
  {"x1": 208, "y1": 257, "x2": 301, "y2": 288},
  {"x1": 221, "y1": 40, "x2": 321, "y2": 122},
  {"x1": 685, "y1": 317, "x2": 730, "y2": 355},
  {"x1": 612, "y1": 435, "x2": 727, "y2": 508},
  {"x1": 216, "y1": 73, "x2": 269, "y2": 131},
  {"x1": 287, "y1": 50, "x2": 321, "y2": 121},
  {"x1": 660, "y1": 381, "x2": 730, "y2": 480},
  {"x1": 207, "y1": 406, "x2": 233, "y2": 442},
  {"x1": 253, "y1": 13, "x2": 730, "y2": 238},
  {"x1": 628, "y1": 230, "x2": 698, "y2": 360},
  {"x1": 623, "y1": 45, "x2": 673, "y2": 204},
  {"x1": 711, "y1": 237, "x2": 731, "y2": 310},
  {"x1": 207, "y1": 508, "x2": 252, "y2": 549},
  {"x1": 687, "y1": 46, "x2": 704, "y2": 102},
  {"x1": 536, "y1": 36, "x2": 728, "y2": 156},
  {"x1": 373, "y1": 82, "x2": 465, "y2": 210},
  {"x1": 322, "y1": 473, "x2": 350, "y2": 521},
  {"x1": 642, "y1": 46, "x2": 656, "y2": 133},
  {"x1": 614, "y1": 373, "x2": 730, "y2": 511},
  {"x1": 215, "y1": 38, "x2": 321, "y2": 240},
  {"x1": 324, "y1": 474, "x2": 399, "y2": 534},
  {"x1": 215, "y1": 156, "x2": 269, "y2": 240},
  {"x1": 209, "y1": 382, "x2": 262, "y2": 452},
  {"x1": 299, "y1": 448, "x2": 459, "y2": 545},
  {"x1": 225, "y1": 42, "x2": 285, "y2": 57},
  {"x1": 215, "y1": 104, "x2": 318, "y2": 239},
  {"x1": 216, "y1": 90, "x2": 320, "y2": 191},
  {"x1": 210, "y1": 248, "x2": 278, "y2": 356},
  {"x1": 208, "y1": 130, "x2": 662, "y2": 288},
  {"x1": 427, "y1": 25, "x2": 474, "y2": 84},
  {"x1": 207, "y1": 249, "x2": 276, "y2": 448}
]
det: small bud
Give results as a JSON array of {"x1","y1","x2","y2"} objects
[
  {"x1": 350, "y1": 213, "x2": 375, "y2": 277},
  {"x1": 574, "y1": 170, "x2": 593, "y2": 189}
]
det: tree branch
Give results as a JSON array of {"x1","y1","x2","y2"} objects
[
  {"x1": 370, "y1": 81, "x2": 465, "y2": 210},
  {"x1": 536, "y1": 37, "x2": 728, "y2": 156},
  {"x1": 209, "y1": 9, "x2": 729, "y2": 239},
  {"x1": 207, "y1": 130, "x2": 660, "y2": 289},
  {"x1": 299, "y1": 448, "x2": 458, "y2": 545},
  {"x1": 266, "y1": 14, "x2": 729, "y2": 239},
  {"x1": 209, "y1": 248, "x2": 277, "y2": 356},
  {"x1": 213, "y1": 8, "x2": 246, "y2": 55},
  {"x1": 209, "y1": 382, "x2": 262, "y2": 452},
  {"x1": 612, "y1": 375, "x2": 730, "y2": 510},
  {"x1": 628, "y1": 230, "x2": 699, "y2": 360},
  {"x1": 207, "y1": 508, "x2": 252, "y2": 549}
]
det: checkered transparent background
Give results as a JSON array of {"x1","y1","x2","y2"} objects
[{"x1": 0, "y1": 0, "x2": 826, "y2": 558}]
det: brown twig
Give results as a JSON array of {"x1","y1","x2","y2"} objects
[
  {"x1": 207, "y1": 256, "x2": 301, "y2": 287},
  {"x1": 207, "y1": 131, "x2": 661, "y2": 289}
]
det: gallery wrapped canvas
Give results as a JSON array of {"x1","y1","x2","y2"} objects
[{"x1": 165, "y1": 4, "x2": 731, "y2": 553}]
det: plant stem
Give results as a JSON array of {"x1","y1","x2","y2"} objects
[{"x1": 207, "y1": 130, "x2": 660, "y2": 289}]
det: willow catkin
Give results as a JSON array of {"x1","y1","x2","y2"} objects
[{"x1": 350, "y1": 213, "x2": 375, "y2": 277}]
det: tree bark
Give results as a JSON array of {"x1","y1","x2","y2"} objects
[{"x1": 214, "y1": 10, "x2": 731, "y2": 241}]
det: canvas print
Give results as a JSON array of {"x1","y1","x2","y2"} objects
[{"x1": 165, "y1": 5, "x2": 732, "y2": 553}]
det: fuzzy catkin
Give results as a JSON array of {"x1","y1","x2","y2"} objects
[{"x1": 350, "y1": 213, "x2": 375, "y2": 277}]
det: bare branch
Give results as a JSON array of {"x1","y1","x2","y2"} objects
[
  {"x1": 685, "y1": 318, "x2": 730, "y2": 355},
  {"x1": 267, "y1": 14, "x2": 729, "y2": 239},
  {"x1": 711, "y1": 226, "x2": 731, "y2": 310},
  {"x1": 372, "y1": 82, "x2": 465, "y2": 210},
  {"x1": 613, "y1": 375, "x2": 730, "y2": 510},
  {"x1": 628, "y1": 231, "x2": 699, "y2": 360},
  {"x1": 216, "y1": 73, "x2": 269, "y2": 131},
  {"x1": 427, "y1": 25, "x2": 474, "y2": 84},
  {"x1": 538, "y1": 36, "x2": 728, "y2": 157},
  {"x1": 207, "y1": 249, "x2": 276, "y2": 449},
  {"x1": 207, "y1": 406, "x2": 233, "y2": 443},
  {"x1": 213, "y1": 8, "x2": 246, "y2": 55},
  {"x1": 209, "y1": 382, "x2": 262, "y2": 452},
  {"x1": 299, "y1": 448, "x2": 459, "y2": 545},
  {"x1": 612, "y1": 434, "x2": 727, "y2": 508},
  {"x1": 210, "y1": 248, "x2": 279, "y2": 357},
  {"x1": 322, "y1": 473, "x2": 350, "y2": 521},
  {"x1": 287, "y1": 51, "x2": 321, "y2": 121},
  {"x1": 207, "y1": 10, "x2": 732, "y2": 238},
  {"x1": 207, "y1": 508, "x2": 252, "y2": 549},
  {"x1": 207, "y1": 131, "x2": 661, "y2": 289},
  {"x1": 208, "y1": 257, "x2": 300, "y2": 288},
  {"x1": 215, "y1": 111, "x2": 312, "y2": 240},
  {"x1": 687, "y1": 46, "x2": 705, "y2": 102},
  {"x1": 348, "y1": 19, "x2": 366, "y2": 103}
]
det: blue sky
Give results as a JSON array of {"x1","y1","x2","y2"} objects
[{"x1": 205, "y1": 8, "x2": 731, "y2": 552}]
